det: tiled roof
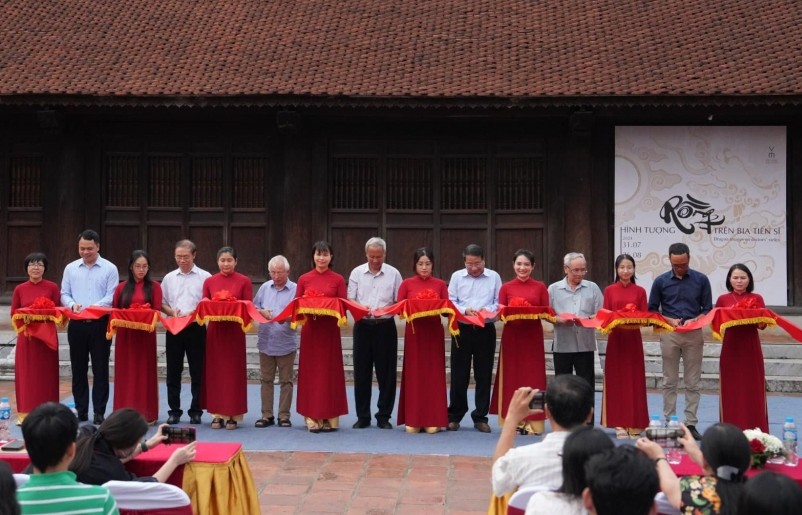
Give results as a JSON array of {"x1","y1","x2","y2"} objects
[{"x1": 1, "y1": 0, "x2": 801, "y2": 105}]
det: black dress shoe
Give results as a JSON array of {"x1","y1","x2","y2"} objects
[
  {"x1": 189, "y1": 414, "x2": 202, "y2": 425},
  {"x1": 377, "y1": 421, "x2": 393, "y2": 430},
  {"x1": 78, "y1": 413, "x2": 88, "y2": 422},
  {"x1": 447, "y1": 422, "x2": 460, "y2": 431},
  {"x1": 93, "y1": 413, "x2": 105, "y2": 425},
  {"x1": 352, "y1": 419, "x2": 371, "y2": 429},
  {"x1": 686, "y1": 424, "x2": 702, "y2": 440},
  {"x1": 167, "y1": 414, "x2": 181, "y2": 425}
]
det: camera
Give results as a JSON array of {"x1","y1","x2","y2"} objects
[
  {"x1": 528, "y1": 390, "x2": 546, "y2": 410},
  {"x1": 161, "y1": 426, "x2": 196, "y2": 444},
  {"x1": 645, "y1": 428, "x2": 683, "y2": 448}
]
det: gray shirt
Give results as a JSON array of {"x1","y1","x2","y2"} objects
[{"x1": 548, "y1": 277, "x2": 603, "y2": 353}]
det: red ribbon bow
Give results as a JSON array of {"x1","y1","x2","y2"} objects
[
  {"x1": 211, "y1": 290, "x2": 238, "y2": 302},
  {"x1": 508, "y1": 297, "x2": 532, "y2": 307},
  {"x1": 415, "y1": 288, "x2": 440, "y2": 300},
  {"x1": 29, "y1": 297, "x2": 56, "y2": 309}
]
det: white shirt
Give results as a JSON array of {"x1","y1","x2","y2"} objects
[
  {"x1": 526, "y1": 491, "x2": 587, "y2": 515},
  {"x1": 491, "y1": 431, "x2": 569, "y2": 496},
  {"x1": 347, "y1": 263, "x2": 402, "y2": 312},
  {"x1": 161, "y1": 265, "x2": 212, "y2": 315}
]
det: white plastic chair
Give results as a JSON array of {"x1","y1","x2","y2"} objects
[
  {"x1": 103, "y1": 480, "x2": 192, "y2": 515},
  {"x1": 507, "y1": 485, "x2": 552, "y2": 515},
  {"x1": 13, "y1": 473, "x2": 30, "y2": 487}
]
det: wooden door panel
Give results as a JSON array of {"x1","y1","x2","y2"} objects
[
  {"x1": 494, "y1": 228, "x2": 546, "y2": 282},
  {"x1": 439, "y1": 229, "x2": 489, "y2": 282},
  {"x1": 188, "y1": 226, "x2": 225, "y2": 272},
  {"x1": 231, "y1": 226, "x2": 267, "y2": 282},
  {"x1": 331, "y1": 227, "x2": 375, "y2": 278},
  {"x1": 102, "y1": 225, "x2": 140, "y2": 279},
  {"x1": 385, "y1": 228, "x2": 434, "y2": 279},
  {"x1": 145, "y1": 225, "x2": 184, "y2": 279}
]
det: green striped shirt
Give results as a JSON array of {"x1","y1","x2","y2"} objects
[{"x1": 16, "y1": 471, "x2": 119, "y2": 515}]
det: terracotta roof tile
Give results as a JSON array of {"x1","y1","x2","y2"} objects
[{"x1": 1, "y1": 0, "x2": 801, "y2": 102}]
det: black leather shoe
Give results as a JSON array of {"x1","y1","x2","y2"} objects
[
  {"x1": 78, "y1": 413, "x2": 88, "y2": 422},
  {"x1": 377, "y1": 421, "x2": 393, "y2": 430},
  {"x1": 167, "y1": 414, "x2": 181, "y2": 425},
  {"x1": 474, "y1": 422, "x2": 492, "y2": 433},
  {"x1": 447, "y1": 422, "x2": 460, "y2": 431},
  {"x1": 93, "y1": 413, "x2": 105, "y2": 425},
  {"x1": 189, "y1": 413, "x2": 202, "y2": 425},
  {"x1": 352, "y1": 419, "x2": 371, "y2": 429},
  {"x1": 686, "y1": 425, "x2": 702, "y2": 440}
]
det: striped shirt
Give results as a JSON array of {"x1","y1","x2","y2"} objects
[{"x1": 17, "y1": 471, "x2": 119, "y2": 515}]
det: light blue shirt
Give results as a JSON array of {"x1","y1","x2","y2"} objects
[
  {"x1": 61, "y1": 255, "x2": 119, "y2": 309},
  {"x1": 347, "y1": 262, "x2": 402, "y2": 319},
  {"x1": 448, "y1": 268, "x2": 501, "y2": 317},
  {"x1": 254, "y1": 280, "x2": 299, "y2": 356},
  {"x1": 548, "y1": 277, "x2": 603, "y2": 353}
]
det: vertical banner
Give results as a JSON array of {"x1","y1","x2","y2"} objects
[{"x1": 614, "y1": 126, "x2": 787, "y2": 306}]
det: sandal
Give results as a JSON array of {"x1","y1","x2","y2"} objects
[
  {"x1": 255, "y1": 417, "x2": 274, "y2": 428},
  {"x1": 321, "y1": 420, "x2": 335, "y2": 433},
  {"x1": 308, "y1": 423, "x2": 321, "y2": 433},
  {"x1": 278, "y1": 418, "x2": 292, "y2": 428},
  {"x1": 225, "y1": 419, "x2": 237, "y2": 430},
  {"x1": 615, "y1": 427, "x2": 629, "y2": 440},
  {"x1": 211, "y1": 417, "x2": 224, "y2": 430}
]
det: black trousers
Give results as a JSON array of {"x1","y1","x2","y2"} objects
[
  {"x1": 67, "y1": 317, "x2": 111, "y2": 418},
  {"x1": 352, "y1": 319, "x2": 398, "y2": 423},
  {"x1": 448, "y1": 322, "x2": 497, "y2": 424},
  {"x1": 553, "y1": 351, "x2": 596, "y2": 416},
  {"x1": 165, "y1": 322, "x2": 206, "y2": 417}
]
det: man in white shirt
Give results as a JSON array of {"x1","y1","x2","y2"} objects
[
  {"x1": 348, "y1": 237, "x2": 402, "y2": 429},
  {"x1": 160, "y1": 240, "x2": 212, "y2": 425},
  {"x1": 491, "y1": 374, "x2": 595, "y2": 496}
]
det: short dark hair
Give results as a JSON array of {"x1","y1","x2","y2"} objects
[
  {"x1": 668, "y1": 242, "x2": 689, "y2": 257},
  {"x1": 585, "y1": 446, "x2": 659, "y2": 515},
  {"x1": 558, "y1": 426, "x2": 614, "y2": 496},
  {"x1": 462, "y1": 244, "x2": 483, "y2": 260},
  {"x1": 413, "y1": 247, "x2": 435, "y2": 273},
  {"x1": 78, "y1": 229, "x2": 100, "y2": 244},
  {"x1": 24, "y1": 252, "x2": 49, "y2": 273},
  {"x1": 725, "y1": 263, "x2": 755, "y2": 293},
  {"x1": 738, "y1": 471, "x2": 802, "y2": 515},
  {"x1": 545, "y1": 375, "x2": 594, "y2": 429},
  {"x1": 21, "y1": 402, "x2": 78, "y2": 472},
  {"x1": 311, "y1": 240, "x2": 334, "y2": 268}
]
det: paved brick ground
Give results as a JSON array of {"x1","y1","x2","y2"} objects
[{"x1": 0, "y1": 379, "x2": 491, "y2": 514}]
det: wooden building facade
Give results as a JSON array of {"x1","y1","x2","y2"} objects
[{"x1": 2, "y1": 1, "x2": 802, "y2": 304}]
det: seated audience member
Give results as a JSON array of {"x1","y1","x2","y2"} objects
[
  {"x1": 637, "y1": 422, "x2": 749, "y2": 515},
  {"x1": 526, "y1": 426, "x2": 613, "y2": 515},
  {"x1": 492, "y1": 374, "x2": 595, "y2": 495},
  {"x1": 738, "y1": 470, "x2": 802, "y2": 515},
  {"x1": 582, "y1": 446, "x2": 659, "y2": 515},
  {"x1": 0, "y1": 461, "x2": 21, "y2": 515},
  {"x1": 15, "y1": 402, "x2": 118, "y2": 515},
  {"x1": 70, "y1": 408, "x2": 196, "y2": 485}
]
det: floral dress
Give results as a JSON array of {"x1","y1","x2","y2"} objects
[{"x1": 679, "y1": 476, "x2": 722, "y2": 514}]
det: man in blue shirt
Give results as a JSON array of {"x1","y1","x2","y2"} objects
[
  {"x1": 253, "y1": 255, "x2": 299, "y2": 428},
  {"x1": 648, "y1": 242, "x2": 712, "y2": 440},
  {"x1": 447, "y1": 244, "x2": 501, "y2": 433},
  {"x1": 60, "y1": 229, "x2": 119, "y2": 425}
]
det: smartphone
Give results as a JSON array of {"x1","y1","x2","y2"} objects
[
  {"x1": 161, "y1": 426, "x2": 196, "y2": 444},
  {"x1": 1, "y1": 440, "x2": 25, "y2": 451},
  {"x1": 528, "y1": 390, "x2": 546, "y2": 410},
  {"x1": 645, "y1": 428, "x2": 683, "y2": 448}
]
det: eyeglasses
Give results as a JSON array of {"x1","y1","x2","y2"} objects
[
  {"x1": 175, "y1": 255, "x2": 193, "y2": 261},
  {"x1": 465, "y1": 260, "x2": 484, "y2": 269},
  {"x1": 133, "y1": 264, "x2": 149, "y2": 270},
  {"x1": 27, "y1": 263, "x2": 44, "y2": 268}
]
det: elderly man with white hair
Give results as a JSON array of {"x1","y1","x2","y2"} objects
[
  {"x1": 253, "y1": 255, "x2": 299, "y2": 428},
  {"x1": 348, "y1": 237, "x2": 402, "y2": 429}
]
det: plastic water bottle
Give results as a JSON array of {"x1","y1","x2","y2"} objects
[
  {"x1": 0, "y1": 397, "x2": 11, "y2": 442},
  {"x1": 784, "y1": 417, "x2": 798, "y2": 467},
  {"x1": 648, "y1": 414, "x2": 662, "y2": 431},
  {"x1": 666, "y1": 416, "x2": 683, "y2": 465},
  {"x1": 67, "y1": 402, "x2": 79, "y2": 420}
]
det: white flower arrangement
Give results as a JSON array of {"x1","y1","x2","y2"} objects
[{"x1": 743, "y1": 428, "x2": 783, "y2": 454}]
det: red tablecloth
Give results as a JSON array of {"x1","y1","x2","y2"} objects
[
  {"x1": 0, "y1": 444, "x2": 29, "y2": 472},
  {"x1": 670, "y1": 452, "x2": 802, "y2": 486}
]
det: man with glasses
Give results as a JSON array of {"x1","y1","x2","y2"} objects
[
  {"x1": 61, "y1": 229, "x2": 119, "y2": 425},
  {"x1": 648, "y1": 242, "x2": 712, "y2": 440},
  {"x1": 447, "y1": 244, "x2": 502, "y2": 433},
  {"x1": 160, "y1": 240, "x2": 211, "y2": 425},
  {"x1": 548, "y1": 252, "x2": 603, "y2": 416},
  {"x1": 253, "y1": 255, "x2": 299, "y2": 428}
]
